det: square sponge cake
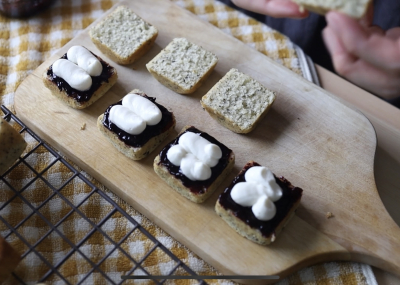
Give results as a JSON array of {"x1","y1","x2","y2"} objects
[
  {"x1": 90, "y1": 5, "x2": 158, "y2": 65},
  {"x1": 0, "y1": 117, "x2": 27, "y2": 175},
  {"x1": 201, "y1": 68, "x2": 275, "y2": 134},
  {"x1": 146, "y1": 38, "x2": 218, "y2": 94},
  {"x1": 215, "y1": 161, "x2": 303, "y2": 245}
]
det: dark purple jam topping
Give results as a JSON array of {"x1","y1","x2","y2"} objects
[
  {"x1": 218, "y1": 162, "x2": 303, "y2": 238},
  {"x1": 46, "y1": 53, "x2": 114, "y2": 102},
  {"x1": 158, "y1": 126, "x2": 233, "y2": 195},
  {"x1": 102, "y1": 96, "x2": 174, "y2": 148}
]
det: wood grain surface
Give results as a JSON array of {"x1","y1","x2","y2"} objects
[{"x1": 14, "y1": 0, "x2": 400, "y2": 282}]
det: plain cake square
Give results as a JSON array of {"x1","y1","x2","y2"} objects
[
  {"x1": 146, "y1": 38, "x2": 218, "y2": 94},
  {"x1": 154, "y1": 126, "x2": 235, "y2": 203},
  {"x1": 90, "y1": 5, "x2": 158, "y2": 64},
  {"x1": 201, "y1": 68, "x2": 276, "y2": 133}
]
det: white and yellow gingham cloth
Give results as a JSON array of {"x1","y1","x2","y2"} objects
[{"x1": 0, "y1": 0, "x2": 377, "y2": 284}]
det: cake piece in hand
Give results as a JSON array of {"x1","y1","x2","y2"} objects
[
  {"x1": 146, "y1": 38, "x2": 218, "y2": 94},
  {"x1": 97, "y1": 89, "x2": 176, "y2": 160},
  {"x1": 292, "y1": 0, "x2": 371, "y2": 18},
  {"x1": 215, "y1": 161, "x2": 303, "y2": 245},
  {"x1": 90, "y1": 5, "x2": 158, "y2": 65},
  {"x1": 0, "y1": 117, "x2": 27, "y2": 175},
  {"x1": 154, "y1": 126, "x2": 235, "y2": 203},
  {"x1": 201, "y1": 68, "x2": 276, "y2": 133},
  {"x1": 43, "y1": 45, "x2": 118, "y2": 109}
]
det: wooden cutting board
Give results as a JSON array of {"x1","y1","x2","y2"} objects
[{"x1": 14, "y1": 0, "x2": 400, "y2": 282}]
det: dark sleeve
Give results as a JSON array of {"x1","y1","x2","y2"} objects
[{"x1": 373, "y1": 0, "x2": 400, "y2": 29}]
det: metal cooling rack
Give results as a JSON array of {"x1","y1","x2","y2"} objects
[{"x1": 0, "y1": 105, "x2": 205, "y2": 284}]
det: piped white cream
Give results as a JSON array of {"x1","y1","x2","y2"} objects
[
  {"x1": 230, "y1": 182, "x2": 263, "y2": 207},
  {"x1": 252, "y1": 195, "x2": 276, "y2": 221},
  {"x1": 122, "y1": 93, "x2": 162, "y2": 125},
  {"x1": 109, "y1": 93, "x2": 162, "y2": 135},
  {"x1": 166, "y1": 132, "x2": 222, "y2": 181},
  {"x1": 67, "y1": 46, "x2": 103, "y2": 76},
  {"x1": 109, "y1": 105, "x2": 146, "y2": 135},
  {"x1": 231, "y1": 166, "x2": 282, "y2": 221},
  {"x1": 178, "y1": 132, "x2": 222, "y2": 167},
  {"x1": 52, "y1": 59, "x2": 92, "y2": 91},
  {"x1": 245, "y1": 166, "x2": 282, "y2": 202}
]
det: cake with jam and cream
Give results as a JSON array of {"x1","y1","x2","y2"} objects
[
  {"x1": 215, "y1": 161, "x2": 303, "y2": 245},
  {"x1": 43, "y1": 45, "x2": 118, "y2": 109},
  {"x1": 97, "y1": 89, "x2": 176, "y2": 160},
  {"x1": 154, "y1": 126, "x2": 235, "y2": 203}
]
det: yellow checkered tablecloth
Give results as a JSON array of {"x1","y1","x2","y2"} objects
[{"x1": 0, "y1": 0, "x2": 377, "y2": 284}]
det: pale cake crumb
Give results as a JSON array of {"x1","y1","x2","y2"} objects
[
  {"x1": 89, "y1": 5, "x2": 158, "y2": 65},
  {"x1": 201, "y1": 68, "x2": 275, "y2": 133},
  {"x1": 146, "y1": 38, "x2": 218, "y2": 94},
  {"x1": 292, "y1": 0, "x2": 371, "y2": 18},
  {"x1": 326, "y1": 212, "x2": 334, "y2": 219},
  {"x1": 80, "y1": 123, "x2": 86, "y2": 130}
]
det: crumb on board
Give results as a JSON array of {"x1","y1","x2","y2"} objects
[
  {"x1": 80, "y1": 123, "x2": 86, "y2": 130},
  {"x1": 326, "y1": 212, "x2": 334, "y2": 219}
]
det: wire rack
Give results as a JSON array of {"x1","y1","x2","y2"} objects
[{"x1": 0, "y1": 105, "x2": 206, "y2": 284}]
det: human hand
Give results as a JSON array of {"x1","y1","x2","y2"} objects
[
  {"x1": 323, "y1": 11, "x2": 400, "y2": 100},
  {"x1": 230, "y1": 0, "x2": 308, "y2": 18}
]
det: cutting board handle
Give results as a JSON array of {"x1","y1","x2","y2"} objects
[
  {"x1": 358, "y1": 206, "x2": 400, "y2": 276},
  {"x1": 328, "y1": 188, "x2": 400, "y2": 276}
]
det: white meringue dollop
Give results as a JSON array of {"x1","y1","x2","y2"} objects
[
  {"x1": 231, "y1": 166, "x2": 282, "y2": 221},
  {"x1": 52, "y1": 59, "x2": 92, "y2": 91},
  {"x1": 166, "y1": 131, "x2": 222, "y2": 181},
  {"x1": 109, "y1": 93, "x2": 162, "y2": 135},
  {"x1": 67, "y1": 45, "x2": 103, "y2": 76}
]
